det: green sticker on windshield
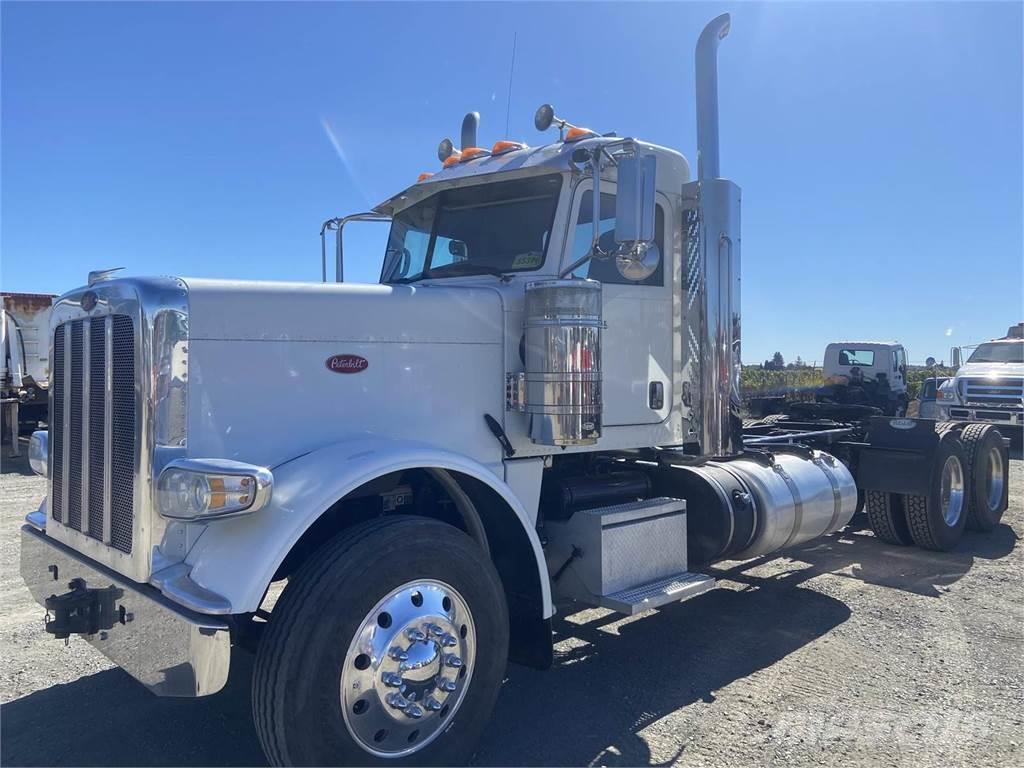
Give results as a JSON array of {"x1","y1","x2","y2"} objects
[{"x1": 511, "y1": 252, "x2": 543, "y2": 269}]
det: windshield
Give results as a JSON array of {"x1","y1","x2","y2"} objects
[
  {"x1": 382, "y1": 174, "x2": 562, "y2": 283},
  {"x1": 836, "y1": 349, "x2": 875, "y2": 366},
  {"x1": 967, "y1": 342, "x2": 1024, "y2": 364}
]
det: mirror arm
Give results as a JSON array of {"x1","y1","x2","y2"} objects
[
  {"x1": 559, "y1": 251, "x2": 597, "y2": 279},
  {"x1": 559, "y1": 148, "x2": 609, "y2": 278}
]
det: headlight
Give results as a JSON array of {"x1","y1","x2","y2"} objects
[
  {"x1": 156, "y1": 458, "x2": 272, "y2": 520},
  {"x1": 29, "y1": 430, "x2": 48, "y2": 477}
]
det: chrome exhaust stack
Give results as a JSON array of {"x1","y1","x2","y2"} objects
[
  {"x1": 684, "y1": 13, "x2": 743, "y2": 457},
  {"x1": 695, "y1": 14, "x2": 730, "y2": 181}
]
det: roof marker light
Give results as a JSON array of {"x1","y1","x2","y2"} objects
[
  {"x1": 458, "y1": 147, "x2": 490, "y2": 162},
  {"x1": 564, "y1": 126, "x2": 597, "y2": 142},
  {"x1": 491, "y1": 140, "x2": 526, "y2": 155},
  {"x1": 417, "y1": 172, "x2": 434, "y2": 182}
]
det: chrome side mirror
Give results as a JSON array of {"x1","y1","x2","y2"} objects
[
  {"x1": 950, "y1": 347, "x2": 962, "y2": 368},
  {"x1": 614, "y1": 153, "x2": 659, "y2": 281}
]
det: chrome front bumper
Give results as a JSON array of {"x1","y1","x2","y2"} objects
[
  {"x1": 20, "y1": 525, "x2": 230, "y2": 697},
  {"x1": 946, "y1": 406, "x2": 1023, "y2": 427}
]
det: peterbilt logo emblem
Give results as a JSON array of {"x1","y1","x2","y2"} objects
[
  {"x1": 325, "y1": 354, "x2": 369, "y2": 374},
  {"x1": 889, "y1": 418, "x2": 916, "y2": 430}
]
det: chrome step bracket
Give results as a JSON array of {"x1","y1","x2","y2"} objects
[{"x1": 600, "y1": 571, "x2": 716, "y2": 616}]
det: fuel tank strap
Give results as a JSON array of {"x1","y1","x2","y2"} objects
[
  {"x1": 814, "y1": 455, "x2": 845, "y2": 534},
  {"x1": 773, "y1": 461, "x2": 804, "y2": 550}
]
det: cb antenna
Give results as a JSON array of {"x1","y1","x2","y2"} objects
[{"x1": 504, "y1": 32, "x2": 517, "y2": 138}]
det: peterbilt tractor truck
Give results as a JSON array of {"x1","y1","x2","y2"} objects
[{"x1": 20, "y1": 15, "x2": 1011, "y2": 766}]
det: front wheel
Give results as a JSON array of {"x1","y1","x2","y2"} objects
[{"x1": 253, "y1": 516, "x2": 509, "y2": 766}]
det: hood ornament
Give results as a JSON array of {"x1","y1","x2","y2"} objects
[{"x1": 87, "y1": 267, "x2": 125, "y2": 285}]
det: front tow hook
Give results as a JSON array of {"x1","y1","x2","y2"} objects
[{"x1": 44, "y1": 578, "x2": 124, "y2": 640}]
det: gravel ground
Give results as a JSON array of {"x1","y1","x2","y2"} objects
[{"x1": 1, "y1": 439, "x2": 1022, "y2": 767}]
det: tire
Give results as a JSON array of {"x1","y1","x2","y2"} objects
[
  {"x1": 903, "y1": 434, "x2": 969, "y2": 551},
  {"x1": 864, "y1": 490, "x2": 913, "y2": 545},
  {"x1": 960, "y1": 424, "x2": 1009, "y2": 531},
  {"x1": 253, "y1": 516, "x2": 509, "y2": 766}
]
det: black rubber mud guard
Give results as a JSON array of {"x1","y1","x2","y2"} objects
[{"x1": 857, "y1": 417, "x2": 941, "y2": 496}]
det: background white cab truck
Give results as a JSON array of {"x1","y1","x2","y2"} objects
[
  {"x1": 816, "y1": 341, "x2": 909, "y2": 416},
  {"x1": 1, "y1": 292, "x2": 55, "y2": 455},
  {"x1": 939, "y1": 324, "x2": 1024, "y2": 432},
  {"x1": 19, "y1": 16, "x2": 1011, "y2": 767}
]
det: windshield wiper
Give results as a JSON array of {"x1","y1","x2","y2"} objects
[
  {"x1": 387, "y1": 262, "x2": 510, "y2": 285},
  {"x1": 422, "y1": 262, "x2": 510, "y2": 279}
]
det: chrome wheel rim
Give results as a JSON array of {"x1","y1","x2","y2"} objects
[
  {"x1": 940, "y1": 455, "x2": 965, "y2": 526},
  {"x1": 340, "y1": 579, "x2": 476, "y2": 758},
  {"x1": 985, "y1": 445, "x2": 1005, "y2": 512}
]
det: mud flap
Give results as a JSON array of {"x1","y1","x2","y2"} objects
[{"x1": 857, "y1": 417, "x2": 940, "y2": 497}]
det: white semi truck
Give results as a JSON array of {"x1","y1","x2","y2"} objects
[
  {"x1": 19, "y1": 16, "x2": 1011, "y2": 766},
  {"x1": 939, "y1": 324, "x2": 1024, "y2": 432}
]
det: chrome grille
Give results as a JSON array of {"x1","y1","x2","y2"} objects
[
  {"x1": 68, "y1": 322, "x2": 84, "y2": 530},
  {"x1": 87, "y1": 316, "x2": 106, "y2": 536},
  {"x1": 50, "y1": 325, "x2": 65, "y2": 522},
  {"x1": 50, "y1": 315, "x2": 136, "y2": 554},
  {"x1": 111, "y1": 315, "x2": 135, "y2": 553},
  {"x1": 963, "y1": 377, "x2": 1024, "y2": 408}
]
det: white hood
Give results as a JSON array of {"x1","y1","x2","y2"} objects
[{"x1": 957, "y1": 361, "x2": 1024, "y2": 379}]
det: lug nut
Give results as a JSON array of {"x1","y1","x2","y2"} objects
[
  {"x1": 425, "y1": 697, "x2": 442, "y2": 711},
  {"x1": 386, "y1": 692, "x2": 409, "y2": 710},
  {"x1": 382, "y1": 672, "x2": 403, "y2": 688},
  {"x1": 405, "y1": 704, "x2": 424, "y2": 719},
  {"x1": 388, "y1": 646, "x2": 409, "y2": 661},
  {"x1": 424, "y1": 623, "x2": 444, "y2": 636},
  {"x1": 438, "y1": 678, "x2": 457, "y2": 692},
  {"x1": 444, "y1": 654, "x2": 463, "y2": 669},
  {"x1": 406, "y1": 628, "x2": 426, "y2": 642},
  {"x1": 441, "y1": 633, "x2": 457, "y2": 647}
]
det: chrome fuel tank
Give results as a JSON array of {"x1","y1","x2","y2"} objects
[
  {"x1": 724, "y1": 450, "x2": 857, "y2": 559},
  {"x1": 656, "y1": 449, "x2": 858, "y2": 564}
]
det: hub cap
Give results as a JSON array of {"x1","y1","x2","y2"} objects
[
  {"x1": 985, "y1": 444, "x2": 1005, "y2": 513},
  {"x1": 940, "y1": 454, "x2": 965, "y2": 526},
  {"x1": 340, "y1": 580, "x2": 475, "y2": 758}
]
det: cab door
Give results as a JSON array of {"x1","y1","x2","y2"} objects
[
  {"x1": 562, "y1": 182, "x2": 672, "y2": 426},
  {"x1": 892, "y1": 346, "x2": 908, "y2": 393}
]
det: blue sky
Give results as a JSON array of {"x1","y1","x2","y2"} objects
[{"x1": 2, "y1": 1, "x2": 1021, "y2": 363}]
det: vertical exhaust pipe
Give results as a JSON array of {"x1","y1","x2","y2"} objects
[
  {"x1": 461, "y1": 112, "x2": 480, "y2": 150},
  {"x1": 696, "y1": 14, "x2": 730, "y2": 180},
  {"x1": 688, "y1": 13, "x2": 742, "y2": 457}
]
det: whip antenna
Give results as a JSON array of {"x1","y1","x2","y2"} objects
[{"x1": 504, "y1": 32, "x2": 517, "y2": 137}]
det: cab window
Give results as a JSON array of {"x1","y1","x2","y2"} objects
[
  {"x1": 837, "y1": 349, "x2": 875, "y2": 366},
  {"x1": 569, "y1": 190, "x2": 664, "y2": 286}
]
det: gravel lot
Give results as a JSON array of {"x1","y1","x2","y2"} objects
[{"x1": 2, "y1": 439, "x2": 1022, "y2": 767}]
